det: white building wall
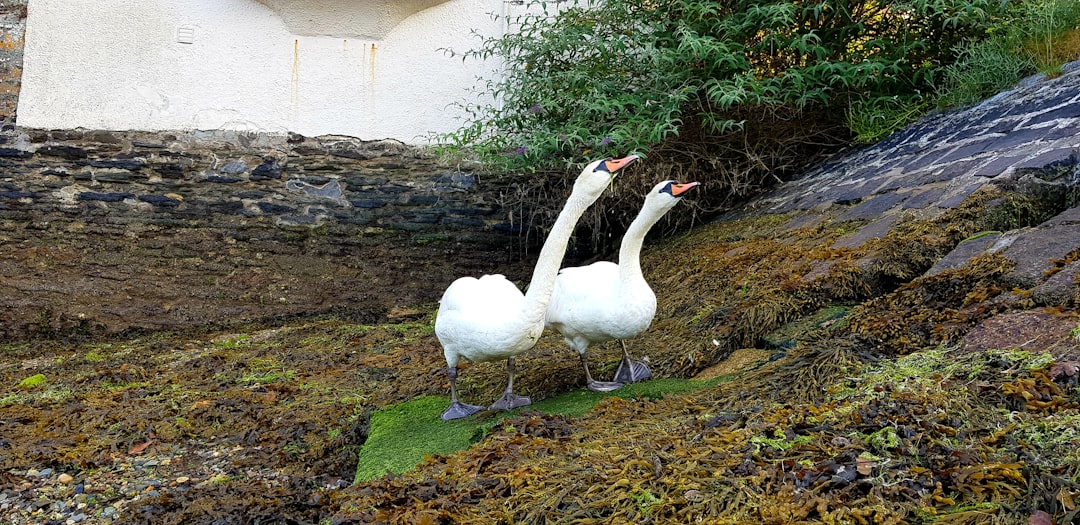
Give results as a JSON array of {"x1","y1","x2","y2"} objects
[{"x1": 16, "y1": 0, "x2": 508, "y2": 144}]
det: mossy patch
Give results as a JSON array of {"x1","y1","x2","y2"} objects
[
  {"x1": 355, "y1": 395, "x2": 477, "y2": 482},
  {"x1": 18, "y1": 373, "x2": 46, "y2": 389},
  {"x1": 355, "y1": 376, "x2": 727, "y2": 482}
]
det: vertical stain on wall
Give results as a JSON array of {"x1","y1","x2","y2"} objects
[
  {"x1": 291, "y1": 39, "x2": 300, "y2": 118},
  {"x1": 369, "y1": 43, "x2": 377, "y2": 85}
]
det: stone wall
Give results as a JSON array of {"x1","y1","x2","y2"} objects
[
  {"x1": 0, "y1": 127, "x2": 538, "y2": 341},
  {"x1": 1, "y1": 128, "x2": 513, "y2": 238}
]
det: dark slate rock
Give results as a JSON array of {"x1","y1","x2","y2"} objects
[
  {"x1": 1030, "y1": 260, "x2": 1080, "y2": 306},
  {"x1": 292, "y1": 146, "x2": 325, "y2": 156},
  {"x1": 441, "y1": 216, "x2": 486, "y2": 227},
  {"x1": 433, "y1": 172, "x2": 475, "y2": 190},
  {"x1": 236, "y1": 190, "x2": 270, "y2": 200},
  {"x1": 93, "y1": 172, "x2": 139, "y2": 183},
  {"x1": 205, "y1": 201, "x2": 246, "y2": 214},
  {"x1": 1015, "y1": 148, "x2": 1077, "y2": 170},
  {"x1": 1023, "y1": 103, "x2": 1080, "y2": 128},
  {"x1": 205, "y1": 175, "x2": 242, "y2": 183},
  {"x1": 0, "y1": 148, "x2": 31, "y2": 158},
  {"x1": 344, "y1": 175, "x2": 389, "y2": 186},
  {"x1": 36, "y1": 145, "x2": 88, "y2": 159},
  {"x1": 131, "y1": 140, "x2": 165, "y2": 148},
  {"x1": 444, "y1": 206, "x2": 497, "y2": 217},
  {"x1": 987, "y1": 128, "x2": 1047, "y2": 150},
  {"x1": 936, "y1": 141, "x2": 991, "y2": 164},
  {"x1": 901, "y1": 186, "x2": 946, "y2": 209},
  {"x1": 279, "y1": 214, "x2": 319, "y2": 225},
  {"x1": 0, "y1": 191, "x2": 35, "y2": 199},
  {"x1": 975, "y1": 155, "x2": 1027, "y2": 177},
  {"x1": 77, "y1": 192, "x2": 134, "y2": 202},
  {"x1": 406, "y1": 194, "x2": 442, "y2": 206},
  {"x1": 925, "y1": 232, "x2": 1003, "y2": 276},
  {"x1": 936, "y1": 159, "x2": 980, "y2": 180},
  {"x1": 138, "y1": 195, "x2": 181, "y2": 207},
  {"x1": 351, "y1": 199, "x2": 387, "y2": 209},
  {"x1": 373, "y1": 162, "x2": 408, "y2": 170},
  {"x1": 832, "y1": 215, "x2": 898, "y2": 249},
  {"x1": 377, "y1": 184, "x2": 413, "y2": 194},
  {"x1": 155, "y1": 163, "x2": 185, "y2": 179},
  {"x1": 936, "y1": 184, "x2": 982, "y2": 208},
  {"x1": 999, "y1": 208, "x2": 1080, "y2": 288},
  {"x1": 250, "y1": 158, "x2": 283, "y2": 180},
  {"x1": 328, "y1": 147, "x2": 374, "y2": 161},
  {"x1": 830, "y1": 184, "x2": 868, "y2": 206},
  {"x1": 87, "y1": 159, "x2": 146, "y2": 170},
  {"x1": 220, "y1": 161, "x2": 248, "y2": 174},
  {"x1": 837, "y1": 192, "x2": 907, "y2": 221},
  {"x1": 256, "y1": 202, "x2": 297, "y2": 214}
]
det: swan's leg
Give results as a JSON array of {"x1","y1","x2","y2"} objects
[
  {"x1": 489, "y1": 357, "x2": 531, "y2": 411},
  {"x1": 580, "y1": 352, "x2": 623, "y2": 392},
  {"x1": 441, "y1": 366, "x2": 484, "y2": 420},
  {"x1": 613, "y1": 340, "x2": 652, "y2": 384}
]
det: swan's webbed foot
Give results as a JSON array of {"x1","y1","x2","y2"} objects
[
  {"x1": 586, "y1": 379, "x2": 624, "y2": 392},
  {"x1": 489, "y1": 392, "x2": 531, "y2": 411},
  {"x1": 441, "y1": 400, "x2": 484, "y2": 421},
  {"x1": 613, "y1": 355, "x2": 651, "y2": 384}
]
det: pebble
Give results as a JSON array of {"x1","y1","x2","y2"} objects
[{"x1": 58, "y1": 473, "x2": 74, "y2": 484}]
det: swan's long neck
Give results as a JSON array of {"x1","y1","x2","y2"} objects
[
  {"x1": 521, "y1": 190, "x2": 595, "y2": 321},
  {"x1": 618, "y1": 204, "x2": 666, "y2": 286}
]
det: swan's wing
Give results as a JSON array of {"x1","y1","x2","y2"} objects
[
  {"x1": 436, "y1": 274, "x2": 532, "y2": 362},
  {"x1": 439, "y1": 274, "x2": 522, "y2": 314},
  {"x1": 545, "y1": 261, "x2": 619, "y2": 326}
]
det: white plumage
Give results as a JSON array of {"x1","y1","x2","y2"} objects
[
  {"x1": 435, "y1": 155, "x2": 639, "y2": 420},
  {"x1": 546, "y1": 179, "x2": 699, "y2": 391}
]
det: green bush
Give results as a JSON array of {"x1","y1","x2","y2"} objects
[
  {"x1": 437, "y1": 0, "x2": 1010, "y2": 173},
  {"x1": 847, "y1": 95, "x2": 931, "y2": 145},
  {"x1": 937, "y1": 37, "x2": 1036, "y2": 109}
]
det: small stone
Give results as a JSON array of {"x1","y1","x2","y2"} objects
[
  {"x1": 175, "y1": 476, "x2": 190, "y2": 484},
  {"x1": 58, "y1": 473, "x2": 74, "y2": 484}
]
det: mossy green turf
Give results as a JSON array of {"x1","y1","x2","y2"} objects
[{"x1": 354, "y1": 376, "x2": 727, "y2": 482}]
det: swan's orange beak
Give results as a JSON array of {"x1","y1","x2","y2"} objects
[
  {"x1": 603, "y1": 154, "x2": 639, "y2": 173},
  {"x1": 671, "y1": 181, "x2": 700, "y2": 196}
]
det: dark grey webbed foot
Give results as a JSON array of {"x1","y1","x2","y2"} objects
[
  {"x1": 613, "y1": 355, "x2": 651, "y2": 384},
  {"x1": 441, "y1": 400, "x2": 484, "y2": 421},
  {"x1": 489, "y1": 392, "x2": 531, "y2": 411}
]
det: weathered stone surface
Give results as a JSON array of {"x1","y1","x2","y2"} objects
[{"x1": 961, "y1": 308, "x2": 1080, "y2": 359}]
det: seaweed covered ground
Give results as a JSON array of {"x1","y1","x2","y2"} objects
[{"x1": 3, "y1": 180, "x2": 1079, "y2": 524}]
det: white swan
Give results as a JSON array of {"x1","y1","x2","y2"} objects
[
  {"x1": 545, "y1": 179, "x2": 699, "y2": 391},
  {"x1": 435, "y1": 155, "x2": 640, "y2": 420}
]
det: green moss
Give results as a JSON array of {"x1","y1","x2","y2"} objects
[
  {"x1": 18, "y1": 373, "x2": 47, "y2": 389},
  {"x1": 960, "y1": 230, "x2": 1002, "y2": 243},
  {"x1": 355, "y1": 396, "x2": 477, "y2": 482},
  {"x1": 355, "y1": 376, "x2": 727, "y2": 482}
]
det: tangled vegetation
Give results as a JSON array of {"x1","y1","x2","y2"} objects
[{"x1": 435, "y1": 0, "x2": 1080, "y2": 254}]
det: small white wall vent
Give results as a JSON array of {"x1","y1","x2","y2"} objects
[{"x1": 176, "y1": 25, "x2": 196, "y2": 44}]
